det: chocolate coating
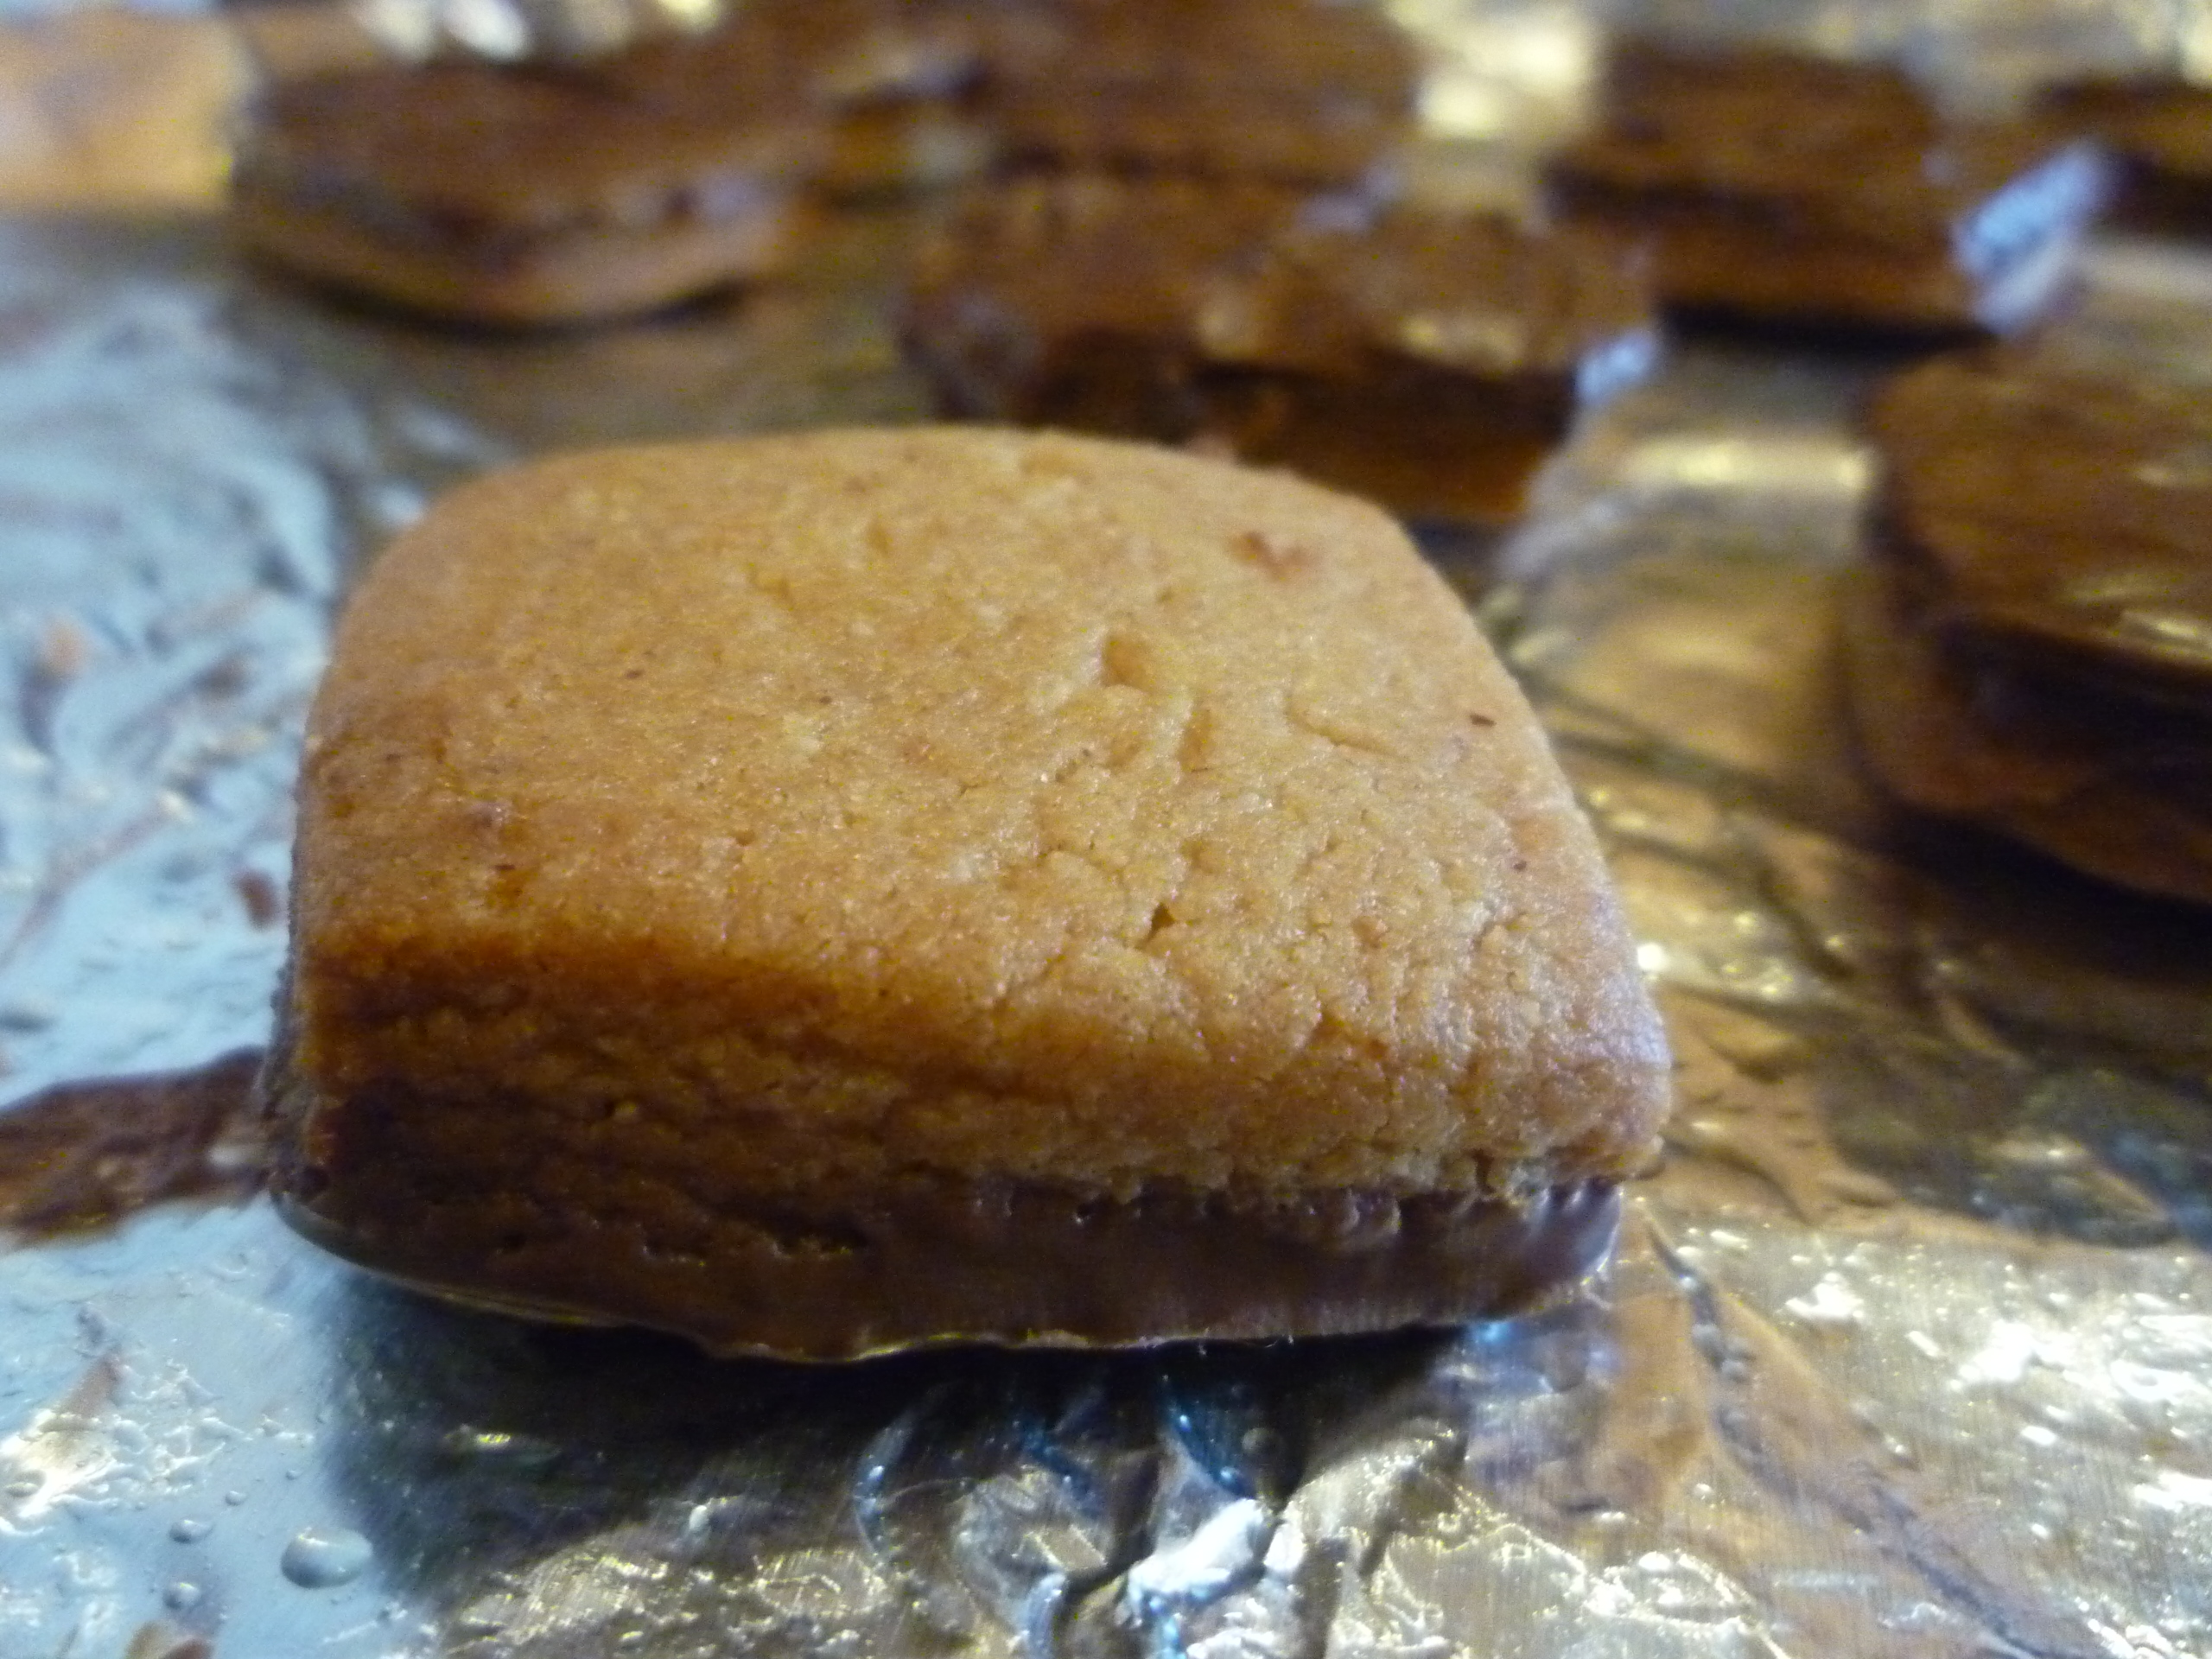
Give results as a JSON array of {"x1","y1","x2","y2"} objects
[
  {"x1": 237, "y1": 60, "x2": 821, "y2": 245},
  {"x1": 1842, "y1": 563, "x2": 2212, "y2": 906},
  {"x1": 0, "y1": 1051, "x2": 267, "y2": 1238}
]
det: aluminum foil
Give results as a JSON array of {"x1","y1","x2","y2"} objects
[{"x1": 5, "y1": 4, "x2": 2212, "y2": 1656}]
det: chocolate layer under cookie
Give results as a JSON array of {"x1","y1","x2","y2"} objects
[
  {"x1": 1844, "y1": 351, "x2": 2212, "y2": 904},
  {"x1": 1547, "y1": 43, "x2": 2112, "y2": 336},
  {"x1": 269, "y1": 1061, "x2": 1622, "y2": 1357},
  {"x1": 905, "y1": 176, "x2": 1657, "y2": 522}
]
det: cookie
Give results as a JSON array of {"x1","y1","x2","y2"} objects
[
  {"x1": 264, "y1": 427, "x2": 1672, "y2": 1357},
  {"x1": 2036, "y1": 76, "x2": 2212, "y2": 232},
  {"x1": 984, "y1": 0, "x2": 1418, "y2": 188},
  {"x1": 905, "y1": 175, "x2": 1658, "y2": 523},
  {"x1": 1546, "y1": 42, "x2": 2113, "y2": 335},
  {"x1": 603, "y1": 0, "x2": 1010, "y2": 198},
  {"x1": 231, "y1": 57, "x2": 823, "y2": 324}
]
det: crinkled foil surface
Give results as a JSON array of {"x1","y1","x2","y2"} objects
[{"x1": 6, "y1": 3, "x2": 2212, "y2": 1656}]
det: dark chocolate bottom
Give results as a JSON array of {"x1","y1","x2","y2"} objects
[{"x1": 270, "y1": 1084, "x2": 1620, "y2": 1359}]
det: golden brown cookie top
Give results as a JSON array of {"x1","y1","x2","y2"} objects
[{"x1": 298, "y1": 429, "x2": 1668, "y2": 1198}]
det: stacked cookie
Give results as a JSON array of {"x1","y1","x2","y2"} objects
[
  {"x1": 893, "y1": 0, "x2": 1669, "y2": 525},
  {"x1": 231, "y1": 0, "x2": 1025, "y2": 325}
]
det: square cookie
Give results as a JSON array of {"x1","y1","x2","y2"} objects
[{"x1": 267, "y1": 428, "x2": 1670, "y2": 1356}]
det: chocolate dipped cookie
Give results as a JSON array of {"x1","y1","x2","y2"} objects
[
  {"x1": 905, "y1": 175, "x2": 1658, "y2": 523},
  {"x1": 231, "y1": 54, "x2": 823, "y2": 325},
  {"x1": 1844, "y1": 351, "x2": 2212, "y2": 904},
  {"x1": 1547, "y1": 42, "x2": 2112, "y2": 336},
  {"x1": 264, "y1": 428, "x2": 1672, "y2": 1357},
  {"x1": 599, "y1": 0, "x2": 1015, "y2": 199}
]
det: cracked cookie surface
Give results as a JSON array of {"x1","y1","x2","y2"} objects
[{"x1": 272, "y1": 427, "x2": 1669, "y2": 1351}]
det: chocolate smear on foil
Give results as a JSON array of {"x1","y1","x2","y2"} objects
[{"x1": 0, "y1": 1049, "x2": 270, "y2": 1239}]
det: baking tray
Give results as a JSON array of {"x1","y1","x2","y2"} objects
[{"x1": 3, "y1": 3, "x2": 2212, "y2": 1655}]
